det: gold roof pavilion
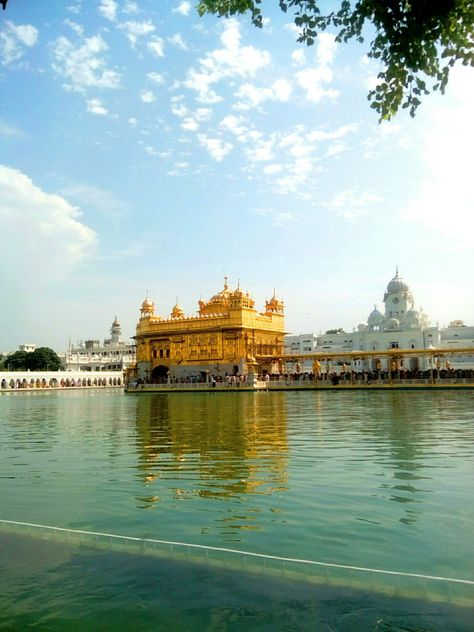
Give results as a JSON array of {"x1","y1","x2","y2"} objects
[{"x1": 133, "y1": 278, "x2": 285, "y2": 381}]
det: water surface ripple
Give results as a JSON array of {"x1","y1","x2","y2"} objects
[{"x1": 1, "y1": 389, "x2": 473, "y2": 628}]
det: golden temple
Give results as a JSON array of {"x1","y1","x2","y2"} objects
[{"x1": 132, "y1": 278, "x2": 285, "y2": 382}]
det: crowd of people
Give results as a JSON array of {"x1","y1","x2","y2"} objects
[
  {"x1": 267, "y1": 368, "x2": 474, "y2": 384},
  {"x1": 130, "y1": 367, "x2": 474, "y2": 388}
]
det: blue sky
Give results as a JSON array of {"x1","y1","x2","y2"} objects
[{"x1": 0, "y1": 0, "x2": 473, "y2": 351}]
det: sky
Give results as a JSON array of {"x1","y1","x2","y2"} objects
[{"x1": 0, "y1": 0, "x2": 473, "y2": 351}]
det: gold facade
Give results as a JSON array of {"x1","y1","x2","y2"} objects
[{"x1": 134, "y1": 279, "x2": 285, "y2": 380}]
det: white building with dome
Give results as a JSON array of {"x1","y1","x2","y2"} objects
[
  {"x1": 285, "y1": 269, "x2": 474, "y2": 372},
  {"x1": 62, "y1": 317, "x2": 136, "y2": 372}
]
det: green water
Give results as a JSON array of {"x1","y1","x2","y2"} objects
[{"x1": 1, "y1": 390, "x2": 473, "y2": 630}]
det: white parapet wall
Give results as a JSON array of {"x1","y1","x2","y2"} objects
[{"x1": 0, "y1": 370, "x2": 123, "y2": 391}]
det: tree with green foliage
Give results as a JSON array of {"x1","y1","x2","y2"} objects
[
  {"x1": 28, "y1": 347, "x2": 62, "y2": 371},
  {"x1": 3, "y1": 350, "x2": 28, "y2": 370},
  {"x1": 3, "y1": 347, "x2": 62, "y2": 371},
  {"x1": 197, "y1": 0, "x2": 474, "y2": 120}
]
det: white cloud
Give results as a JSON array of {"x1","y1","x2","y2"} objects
[
  {"x1": 147, "y1": 37, "x2": 165, "y2": 57},
  {"x1": 272, "y1": 79, "x2": 292, "y2": 102},
  {"x1": 234, "y1": 83, "x2": 273, "y2": 109},
  {"x1": 99, "y1": 0, "x2": 118, "y2": 21},
  {"x1": 181, "y1": 118, "x2": 198, "y2": 131},
  {"x1": 51, "y1": 34, "x2": 121, "y2": 92},
  {"x1": 122, "y1": 1, "x2": 139, "y2": 15},
  {"x1": 184, "y1": 20, "x2": 271, "y2": 103},
  {"x1": 140, "y1": 90, "x2": 155, "y2": 103},
  {"x1": 0, "y1": 119, "x2": 25, "y2": 138},
  {"x1": 326, "y1": 188, "x2": 384, "y2": 221},
  {"x1": 263, "y1": 164, "x2": 283, "y2": 175},
  {"x1": 128, "y1": 117, "x2": 138, "y2": 127},
  {"x1": 361, "y1": 122, "x2": 410, "y2": 159},
  {"x1": 222, "y1": 122, "x2": 359, "y2": 194},
  {"x1": 291, "y1": 49, "x2": 306, "y2": 66},
  {"x1": 276, "y1": 157, "x2": 318, "y2": 194},
  {"x1": 296, "y1": 33, "x2": 339, "y2": 103},
  {"x1": 180, "y1": 107, "x2": 212, "y2": 131},
  {"x1": 119, "y1": 20, "x2": 155, "y2": 47},
  {"x1": 274, "y1": 212, "x2": 294, "y2": 226},
  {"x1": 307, "y1": 123, "x2": 358, "y2": 142},
  {"x1": 0, "y1": 21, "x2": 38, "y2": 65},
  {"x1": 296, "y1": 68, "x2": 339, "y2": 102},
  {"x1": 284, "y1": 22, "x2": 302, "y2": 37},
  {"x1": 0, "y1": 165, "x2": 96, "y2": 279},
  {"x1": 197, "y1": 134, "x2": 233, "y2": 161},
  {"x1": 64, "y1": 19, "x2": 84, "y2": 36},
  {"x1": 170, "y1": 96, "x2": 189, "y2": 118},
  {"x1": 174, "y1": 2, "x2": 191, "y2": 16},
  {"x1": 254, "y1": 207, "x2": 295, "y2": 226},
  {"x1": 60, "y1": 183, "x2": 126, "y2": 219},
  {"x1": 147, "y1": 71, "x2": 165, "y2": 84},
  {"x1": 325, "y1": 141, "x2": 347, "y2": 157},
  {"x1": 169, "y1": 33, "x2": 188, "y2": 50},
  {"x1": 234, "y1": 79, "x2": 292, "y2": 110},
  {"x1": 246, "y1": 139, "x2": 275, "y2": 162},
  {"x1": 220, "y1": 115, "x2": 247, "y2": 136},
  {"x1": 66, "y1": 4, "x2": 81, "y2": 15},
  {"x1": 86, "y1": 98, "x2": 108, "y2": 115}
]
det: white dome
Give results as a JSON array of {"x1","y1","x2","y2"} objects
[
  {"x1": 368, "y1": 306, "x2": 384, "y2": 324},
  {"x1": 387, "y1": 270, "x2": 409, "y2": 294},
  {"x1": 357, "y1": 322, "x2": 368, "y2": 332}
]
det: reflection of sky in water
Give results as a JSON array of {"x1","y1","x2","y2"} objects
[{"x1": 0, "y1": 390, "x2": 473, "y2": 580}]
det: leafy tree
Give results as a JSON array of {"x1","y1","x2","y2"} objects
[
  {"x1": 3, "y1": 347, "x2": 62, "y2": 371},
  {"x1": 325, "y1": 328, "x2": 344, "y2": 334},
  {"x1": 197, "y1": 0, "x2": 474, "y2": 119},
  {"x1": 28, "y1": 347, "x2": 62, "y2": 371},
  {"x1": 4, "y1": 350, "x2": 29, "y2": 370}
]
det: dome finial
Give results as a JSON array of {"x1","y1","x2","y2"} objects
[{"x1": 224, "y1": 275, "x2": 228, "y2": 290}]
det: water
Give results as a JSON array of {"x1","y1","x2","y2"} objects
[{"x1": 1, "y1": 389, "x2": 473, "y2": 629}]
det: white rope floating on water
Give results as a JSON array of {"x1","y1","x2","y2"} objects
[{"x1": 1, "y1": 518, "x2": 473, "y2": 587}]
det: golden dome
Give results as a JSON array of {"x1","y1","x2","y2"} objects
[
  {"x1": 171, "y1": 302, "x2": 185, "y2": 319},
  {"x1": 232, "y1": 281, "x2": 243, "y2": 299},
  {"x1": 209, "y1": 277, "x2": 231, "y2": 304},
  {"x1": 265, "y1": 289, "x2": 284, "y2": 313},
  {"x1": 141, "y1": 295, "x2": 155, "y2": 315}
]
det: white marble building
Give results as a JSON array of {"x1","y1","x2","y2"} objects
[
  {"x1": 285, "y1": 270, "x2": 474, "y2": 372},
  {"x1": 62, "y1": 317, "x2": 136, "y2": 372}
]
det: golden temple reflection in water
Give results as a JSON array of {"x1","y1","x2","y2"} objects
[
  {"x1": 131, "y1": 278, "x2": 285, "y2": 383},
  {"x1": 133, "y1": 393, "x2": 289, "y2": 523}
]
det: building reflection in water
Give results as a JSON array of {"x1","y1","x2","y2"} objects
[
  {"x1": 304, "y1": 390, "x2": 473, "y2": 529},
  {"x1": 132, "y1": 393, "x2": 289, "y2": 535}
]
